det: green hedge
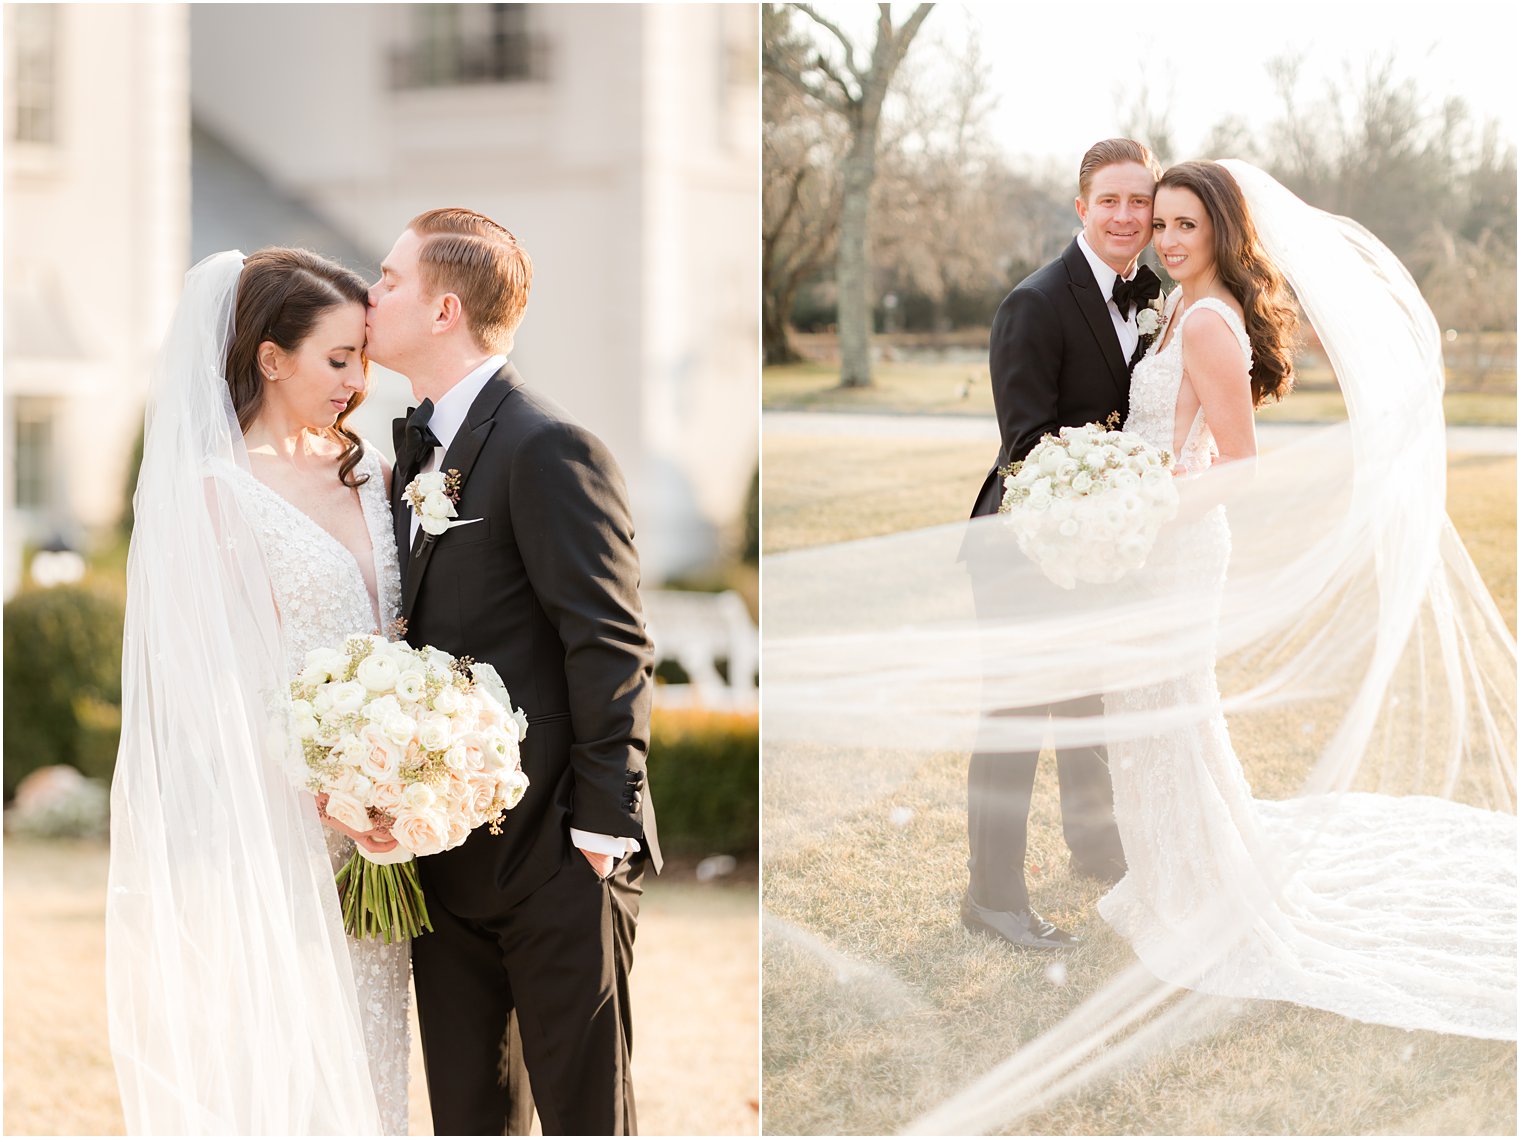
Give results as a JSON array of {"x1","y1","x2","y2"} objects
[
  {"x1": 3, "y1": 580, "x2": 126, "y2": 799},
  {"x1": 648, "y1": 708, "x2": 759, "y2": 857}
]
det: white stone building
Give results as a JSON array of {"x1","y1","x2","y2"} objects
[
  {"x1": 189, "y1": 3, "x2": 760, "y2": 582},
  {"x1": 3, "y1": 3, "x2": 190, "y2": 597},
  {"x1": 4, "y1": 3, "x2": 758, "y2": 597}
]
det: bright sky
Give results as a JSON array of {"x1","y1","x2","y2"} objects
[{"x1": 808, "y1": 1, "x2": 1519, "y2": 170}]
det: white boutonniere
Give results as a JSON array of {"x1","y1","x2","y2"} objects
[
  {"x1": 404, "y1": 468, "x2": 478, "y2": 536},
  {"x1": 1136, "y1": 295, "x2": 1164, "y2": 342}
]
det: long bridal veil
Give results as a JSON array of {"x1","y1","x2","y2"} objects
[
  {"x1": 762, "y1": 161, "x2": 1515, "y2": 1132},
  {"x1": 105, "y1": 252, "x2": 382, "y2": 1134}
]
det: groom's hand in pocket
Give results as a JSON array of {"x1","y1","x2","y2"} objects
[
  {"x1": 578, "y1": 848, "x2": 615, "y2": 879},
  {"x1": 315, "y1": 792, "x2": 400, "y2": 855}
]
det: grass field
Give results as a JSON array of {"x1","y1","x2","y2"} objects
[
  {"x1": 764, "y1": 360, "x2": 1518, "y2": 427},
  {"x1": 760, "y1": 431, "x2": 1517, "y2": 1135},
  {"x1": 2, "y1": 839, "x2": 760, "y2": 1136}
]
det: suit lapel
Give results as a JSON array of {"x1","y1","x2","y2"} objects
[
  {"x1": 401, "y1": 364, "x2": 525, "y2": 619},
  {"x1": 391, "y1": 413, "x2": 413, "y2": 578},
  {"x1": 1062, "y1": 239, "x2": 1129, "y2": 396}
]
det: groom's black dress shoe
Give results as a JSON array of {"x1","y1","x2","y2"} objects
[
  {"x1": 960, "y1": 893, "x2": 1079, "y2": 950},
  {"x1": 1069, "y1": 854, "x2": 1126, "y2": 885}
]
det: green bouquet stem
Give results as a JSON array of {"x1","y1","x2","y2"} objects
[{"x1": 333, "y1": 850, "x2": 433, "y2": 942}]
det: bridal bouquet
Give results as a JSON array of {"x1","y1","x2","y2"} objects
[
  {"x1": 285, "y1": 634, "x2": 530, "y2": 941},
  {"x1": 999, "y1": 419, "x2": 1179, "y2": 589}
]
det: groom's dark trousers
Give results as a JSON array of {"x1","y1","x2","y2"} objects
[
  {"x1": 395, "y1": 364, "x2": 659, "y2": 1136},
  {"x1": 964, "y1": 238, "x2": 1130, "y2": 909}
]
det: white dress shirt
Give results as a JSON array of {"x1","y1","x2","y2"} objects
[
  {"x1": 404, "y1": 355, "x2": 640, "y2": 865},
  {"x1": 1076, "y1": 232, "x2": 1142, "y2": 362}
]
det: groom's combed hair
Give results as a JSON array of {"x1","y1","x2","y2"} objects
[
  {"x1": 1078, "y1": 139, "x2": 1162, "y2": 200},
  {"x1": 408, "y1": 208, "x2": 533, "y2": 354}
]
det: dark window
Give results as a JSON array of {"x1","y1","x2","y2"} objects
[{"x1": 391, "y1": 4, "x2": 549, "y2": 90}]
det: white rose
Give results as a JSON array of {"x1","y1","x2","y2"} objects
[
  {"x1": 1027, "y1": 490, "x2": 1052, "y2": 512},
  {"x1": 356, "y1": 652, "x2": 401, "y2": 694},
  {"x1": 390, "y1": 808, "x2": 450, "y2": 857},
  {"x1": 294, "y1": 711, "x2": 321, "y2": 740},
  {"x1": 302, "y1": 647, "x2": 348, "y2": 684},
  {"x1": 333, "y1": 765, "x2": 374, "y2": 803},
  {"x1": 1058, "y1": 517, "x2": 1080, "y2": 538},
  {"x1": 382, "y1": 711, "x2": 418, "y2": 747},
  {"x1": 418, "y1": 715, "x2": 454, "y2": 753},
  {"x1": 431, "y1": 685, "x2": 464, "y2": 716},
  {"x1": 369, "y1": 780, "x2": 405, "y2": 814},
  {"x1": 356, "y1": 725, "x2": 402, "y2": 782},
  {"x1": 1111, "y1": 468, "x2": 1140, "y2": 490},
  {"x1": 1039, "y1": 448, "x2": 1064, "y2": 475},
  {"x1": 312, "y1": 687, "x2": 336, "y2": 716},
  {"x1": 1067, "y1": 438, "x2": 1091, "y2": 460},
  {"x1": 323, "y1": 788, "x2": 370, "y2": 834},
  {"x1": 394, "y1": 671, "x2": 427, "y2": 703},
  {"x1": 401, "y1": 783, "x2": 437, "y2": 811},
  {"x1": 363, "y1": 694, "x2": 401, "y2": 724},
  {"x1": 1071, "y1": 472, "x2": 1094, "y2": 494},
  {"x1": 329, "y1": 680, "x2": 367, "y2": 716},
  {"x1": 1137, "y1": 307, "x2": 1161, "y2": 335},
  {"x1": 443, "y1": 744, "x2": 471, "y2": 772}
]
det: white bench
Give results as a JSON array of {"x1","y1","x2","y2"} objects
[{"x1": 642, "y1": 589, "x2": 757, "y2": 710}]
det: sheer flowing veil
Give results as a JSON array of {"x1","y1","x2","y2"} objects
[
  {"x1": 762, "y1": 162, "x2": 1515, "y2": 1132},
  {"x1": 105, "y1": 251, "x2": 382, "y2": 1134}
]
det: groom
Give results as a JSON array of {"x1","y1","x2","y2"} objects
[
  {"x1": 962, "y1": 138, "x2": 1161, "y2": 949},
  {"x1": 365, "y1": 208, "x2": 659, "y2": 1135}
]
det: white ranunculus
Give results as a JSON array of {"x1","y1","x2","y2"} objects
[
  {"x1": 1111, "y1": 468, "x2": 1140, "y2": 490},
  {"x1": 410, "y1": 471, "x2": 446, "y2": 497},
  {"x1": 356, "y1": 652, "x2": 401, "y2": 694},
  {"x1": 1071, "y1": 472, "x2": 1094, "y2": 494},
  {"x1": 1137, "y1": 307, "x2": 1161, "y2": 335},
  {"x1": 324, "y1": 788, "x2": 371, "y2": 834},
  {"x1": 294, "y1": 711, "x2": 321, "y2": 740},
  {"x1": 498, "y1": 769, "x2": 530, "y2": 811},
  {"x1": 394, "y1": 671, "x2": 427, "y2": 703},
  {"x1": 311, "y1": 687, "x2": 336, "y2": 716},
  {"x1": 1039, "y1": 448, "x2": 1064, "y2": 475},
  {"x1": 422, "y1": 490, "x2": 456, "y2": 518},
  {"x1": 1027, "y1": 490, "x2": 1052, "y2": 512}
]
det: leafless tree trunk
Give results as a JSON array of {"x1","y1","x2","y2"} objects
[{"x1": 766, "y1": 3, "x2": 932, "y2": 387}]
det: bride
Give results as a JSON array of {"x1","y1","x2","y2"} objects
[
  {"x1": 763, "y1": 158, "x2": 1515, "y2": 1130},
  {"x1": 1101, "y1": 160, "x2": 1514, "y2": 1039},
  {"x1": 106, "y1": 248, "x2": 410, "y2": 1134}
]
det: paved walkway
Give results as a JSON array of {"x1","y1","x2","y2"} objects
[{"x1": 764, "y1": 411, "x2": 1516, "y2": 455}]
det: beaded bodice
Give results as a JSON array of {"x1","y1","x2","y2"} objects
[{"x1": 1125, "y1": 291, "x2": 1253, "y2": 472}]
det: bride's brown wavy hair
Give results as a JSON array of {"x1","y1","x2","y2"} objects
[
  {"x1": 225, "y1": 248, "x2": 373, "y2": 487},
  {"x1": 1158, "y1": 161, "x2": 1299, "y2": 406}
]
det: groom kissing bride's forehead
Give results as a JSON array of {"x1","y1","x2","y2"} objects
[{"x1": 369, "y1": 207, "x2": 659, "y2": 1136}]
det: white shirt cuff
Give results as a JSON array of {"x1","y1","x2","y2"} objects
[{"x1": 570, "y1": 828, "x2": 642, "y2": 858}]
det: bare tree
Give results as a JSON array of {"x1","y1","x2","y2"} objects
[
  {"x1": 765, "y1": 2, "x2": 933, "y2": 386},
  {"x1": 762, "y1": 7, "x2": 844, "y2": 364}
]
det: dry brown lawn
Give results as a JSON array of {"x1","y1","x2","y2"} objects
[
  {"x1": 764, "y1": 360, "x2": 1518, "y2": 427},
  {"x1": 2, "y1": 839, "x2": 758, "y2": 1136},
  {"x1": 761, "y1": 433, "x2": 1517, "y2": 1135}
]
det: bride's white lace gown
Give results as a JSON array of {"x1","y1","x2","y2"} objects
[
  {"x1": 227, "y1": 446, "x2": 412, "y2": 1133},
  {"x1": 1100, "y1": 291, "x2": 1517, "y2": 1040}
]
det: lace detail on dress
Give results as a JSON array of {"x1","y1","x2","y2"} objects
[
  {"x1": 1125, "y1": 293, "x2": 1252, "y2": 473},
  {"x1": 225, "y1": 445, "x2": 412, "y2": 1134},
  {"x1": 1102, "y1": 310, "x2": 1517, "y2": 1039}
]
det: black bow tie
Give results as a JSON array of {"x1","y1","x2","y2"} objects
[
  {"x1": 1111, "y1": 265, "x2": 1162, "y2": 319},
  {"x1": 398, "y1": 399, "x2": 440, "y2": 475}
]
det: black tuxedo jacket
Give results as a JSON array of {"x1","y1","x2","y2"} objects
[
  {"x1": 392, "y1": 363, "x2": 660, "y2": 912},
  {"x1": 969, "y1": 238, "x2": 1132, "y2": 517}
]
